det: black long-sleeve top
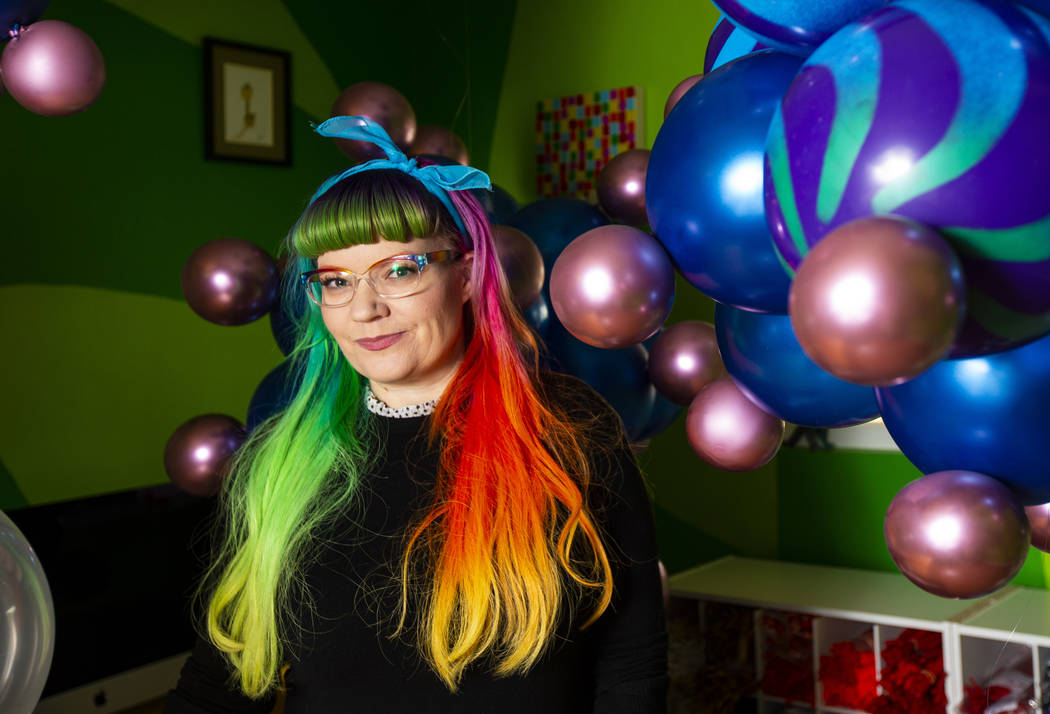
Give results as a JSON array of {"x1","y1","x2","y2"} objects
[{"x1": 164, "y1": 373, "x2": 668, "y2": 713}]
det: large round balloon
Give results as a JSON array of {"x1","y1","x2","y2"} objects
[
  {"x1": 713, "y1": 0, "x2": 890, "y2": 54},
  {"x1": 648, "y1": 321, "x2": 724, "y2": 406},
  {"x1": 596, "y1": 149, "x2": 650, "y2": 227},
  {"x1": 0, "y1": 509, "x2": 54, "y2": 714},
  {"x1": 789, "y1": 216, "x2": 966, "y2": 386},
  {"x1": 477, "y1": 184, "x2": 520, "y2": 225},
  {"x1": 182, "y1": 238, "x2": 280, "y2": 326},
  {"x1": 247, "y1": 360, "x2": 302, "y2": 431},
  {"x1": 163, "y1": 414, "x2": 247, "y2": 497},
  {"x1": 1027, "y1": 502, "x2": 1050, "y2": 554},
  {"x1": 507, "y1": 197, "x2": 610, "y2": 293},
  {"x1": 1, "y1": 0, "x2": 49, "y2": 29},
  {"x1": 547, "y1": 325, "x2": 656, "y2": 441},
  {"x1": 410, "y1": 125, "x2": 468, "y2": 165},
  {"x1": 876, "y1": 330, "x2": 1050, "y2": 505},
  {"x1": 1, "y1": 20, "x2": 105, "y2": 117},
  {"x1": 330, "y1": 82, "x2": 416, "y2": 162},
  {"x1": 492, "y1": 225, "x2": 545, "y2": 309},
  {"x1": 1015, "y1": 1, "x2": 1050, "y2": 17},
  {"x1": 766, "y1": 0, "x2": 1050, "y2": 356},
  {"x1": 636, "y1": 392, "x2": 684, "y2": 441},
  {"x1": 884, "y1": 470, "x2": 1029, "y2": 598},
  {"x1": 550, "y1": 225, "x2": 675, "y2": 349},
  {"x1": 716, "y1": 304, "x2": 879, "y2": 427},
  {"x1": 648, "y1": 50, "x2": 803, "y2": 313},
  {"x1": 524, "y1": 291, "x2": 551, "y2": 340},
  {"x1": 704, "y1": 16, "x2": 766, "y2": 73},
  {"x1": 686, "y1": 377, "x2": 784, "y2": 471}
]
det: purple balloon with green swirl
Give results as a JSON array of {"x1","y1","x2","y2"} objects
[
  {"x1": 704, "y1": 16, "x2": 766, "y2": 74},
  {"x1": 765, "y1": 0, "x2": 1050, "y2": 356},
  {"x1": 712, "y1": 0, "x2": 890, "y2": 55}
]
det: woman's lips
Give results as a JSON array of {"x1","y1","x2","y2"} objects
[{"x1": 355, "y1": 332, "x2": 405, "y2": 351}]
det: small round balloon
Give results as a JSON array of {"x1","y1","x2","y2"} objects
[
  {"x1": 550, "y1": 225, "x2": 675, "y2": 349},
  {"x1": 703, "y1": 16, "x2": 766, "y2": 73},
  {"x1": 524, "y1": 292, "x2": 551, "y2": 340},
  {"x1": 597, "y1": 149, "x2": 650, "y2": 227},
  {"x1": 1027, "y1": 502, "x2": 1050, "y2": 554},
  {"x1": 648, "y1": 321, "x2": 724, "y2": 406},
  {"x1": 330, "y1": 82, "x2": 416, "y2": 162},
  {"x1": 686, "y1": 377, "x2": 784, "y2": 471},
  {"x1": 884, "y1": 470, "x2": 1029, "y2": 598},
  {"x1": 876, "y1": 330, "x2": 1050, "y2": 505},
  {"x1": 789, "y1": 216, "x2": 965, "y2": 386},
  {"x1": 647, "y1": 50, "x2": 803, "y2": 313},
  {"x1": 0, "y1": 510, "x2": 55, "y2": 714},
  {"x1": 492, "y1": 225, "x2": 545, "y2": 309},
  {"x1": 663, "y1": 74, "x2": 701, "y2": 119},
  {"x1": 182, "y1": 238, "x2": 280, "y2": 326},
  {"x1": 713, "y1": 0, "x2": 890, "y2": 54},
  {"x1": 164, "y1": 414, "x2": 247, "y2": 497},
  {"x1": 410, "y1": 125, "x2": 468, "y2": 165},
  {"x1": 1, "y1": 20, "x2": 105, "y2": 117},
  {"x1": 716, "y1": 304, "x2": 879, "y2": 427},
  {"x1": 766, "y1": 0, "x2": 1050, "y2": 356}
]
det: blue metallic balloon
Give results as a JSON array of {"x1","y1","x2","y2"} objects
[
  {"x1": 1015, "y1": 1, "x2": 1050, "y2": 17},
  {"x1": 716, "y1": 304, "x2": 879, "y2": 427},
  {"x1": 636, "y1": 392, "x2": 684, "y2": 441},
  {"x1": 877, "y1": 332, "x2": 1050, "y2": 505},
  {"x1": 524, "y1": 291, "x2": 551, "y2": 341},
  {"x1": 507, "y1": 197, "x2": 610, "y2": 293},
  {"x1": 479, "y1": 183, "x2": 520, "y2": 225},
  {"x1": 647, "y1": 50, "x2": 803, "y2": 313},
  {"x1": 705, "y1": 15, "x2": 767, "y2": 73},
  {"x1": 247, "y1": 361, "x2": 301, "y2": 432},
  {"x1": 0, "y1": 0, "x2": 49, "y2": 30},
  {"x1": 712, "y1": 0, "x2": 890, "y2": 54}
]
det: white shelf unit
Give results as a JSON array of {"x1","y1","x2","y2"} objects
[{"x1": 668, "y1": 556, "x2": 1021, "y2": 713}]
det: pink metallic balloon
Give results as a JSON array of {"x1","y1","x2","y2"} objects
[
  {"x1": 885, "y1": 470, "x2": 1030, "y2": 599},
  {"x1": 0, "y1": 20, "x2": 105, "y2": 117},
  {"x1": 649, "y1": 321, "x2": 725, "y2": 405},
  {"x1": 549, "y1": 224, "x2": 675, "y2": 348},
  {"x1": 597, "y1": 149, "x2": 650, "y2": 227},
  {"x1": 410, "y1": 125, "x2": 469, "y2": 165},
  {"x1": 492, "y1": 224, "x2": 544, "y2": 309},
  {"x1": 789, "y1": 216, "x2": 965, "y2": 386},
  {"x1": 163, "y1": 414, "x2": 247, "y2": 497},
  {"x1": 1025, "y1": 503, "x2": 1050, "y2": 554},
  {"x1": 330, "y1": 81, "x2": 416, "y2": 162},
  {"x1": 181, "y1": 238, "x2": 279, "y2": 326},
  {"x1": 664, "y1": 74, "x2": 702, "y2": 118},
  {"x1": 685, "y1": 378, "x2": 784, "y2": 471}
]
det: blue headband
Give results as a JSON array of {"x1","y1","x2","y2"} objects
[{"x1": 309, "y1": 116, "x2": 492, "y2": 235}]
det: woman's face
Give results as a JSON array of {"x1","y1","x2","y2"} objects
[{"x1": 316, "y1": 235, "x2": 472, "y2": 405}]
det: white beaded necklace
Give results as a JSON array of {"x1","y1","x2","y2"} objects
[{"x1": 364, "y1": 385, "x2": 437, "y2": 418}]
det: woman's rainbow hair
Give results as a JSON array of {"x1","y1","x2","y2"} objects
[{"x1": 197, "y1": 167, "x2": 615, "y2": 697}]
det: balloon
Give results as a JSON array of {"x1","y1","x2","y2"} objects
[
  {"x1": 507, "y1": 198, "x2": 610, "y2": 293},
  {"x1": 492, "y1": 225, "x2": 545, "y2": 309},
  {"x1": 703, "y1": 16, "x2": 766, "y2": 73},
  {"x1": 596, "y1": 149, "x2": 650, "y2": 227},
  {"x1": 0, "y1": 0, "x2": 49, "y2": 30},
  {"x1": 547, "y1": 326, "x2": 656, "y2": 441},
  {"x1": 647, "y1": 50, "x2": 803, "y2": 313},
  {"x1": 789, "y1": 216, "x2": 966, "y2": 386},
  {"x1": 0, "y1": 509, "x2": 54, "y2": 714},
  {"x1": 1027, "y1": 502, "x2": 1050, "y2": 554},
  {"x1": 1, "y1": 20, "x2": 105, "y2": 117},
  {"x1": 658, "y1": 560, "x2": 670, "y2": 611},
  {"x1": 524, "y1": 292, "x2": 551, "y2": 340},
  {"x1": 648, "y1": 321, "x2": 724, "y2": 406},
  {"x1": 636, "y1": 391, "x2": 684, "y2": 441},
  {"x1": 712, "y1": 0, "x2": 890, "y2": 54},
  {"x1": 330, "y1": 82, "x2": 416, "y2": 162},
  {"x1": 409, "y1": 125, "x2": 468, "y2": 165},
  {"x1": 269, "y1": 298, "x2": 297, "y2": 356},
  {"x1": 766, "y1": 0, "x2": 1050, "y2": 356},
  {"x1": 716, "y1": 304, "x2": 880, "y2": 427},
  {"x1": 477, "y1": 184, "x2": 520, "y2": 225},
  {"x1": 876, "y1": 330, "x2": 1050, "y2": 505},
  {"x1": 247, "y1": 361, "x2": 302, "y2": 431},
  {"x1": 181, "y1": 238, "x2": 280, "y2": 326},
  {"x1": 550, "y1": 225, "x2": 675, "y2": 349},
  {"x1": 163, "y1": 414, "x2": 247, "y2": 497},
  {"x1": 884, "y1": 470, "x2": 1029, "y2": 598},
  {"x1": 663, "y1": 74, "x2": 701, "y2": 119},
  {"x1": 685, "y1": 377, "x2": 784, "y2": 471},
  {"x1": 1015, "y1": 1, "x2": 1050, "y2": 17}
]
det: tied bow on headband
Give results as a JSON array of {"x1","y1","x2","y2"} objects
[{"x1": 309, "y1": 116, "x2": 492, "y2": 234}]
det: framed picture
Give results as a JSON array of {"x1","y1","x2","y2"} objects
[{"x1": 203, "y1": 38, "x2": 291, "y2": 165}]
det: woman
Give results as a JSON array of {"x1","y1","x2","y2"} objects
[{"x1": 165, "y1": 117, "x2": 668, "y2": 713}]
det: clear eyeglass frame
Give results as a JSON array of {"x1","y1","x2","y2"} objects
[{"x1": 299, "y1": 249, "x2": 462, "y2": 307}]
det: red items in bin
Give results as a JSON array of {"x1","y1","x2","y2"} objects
[
  {"x1": 760, "y1": 611, "x2": 815, "y2": 705},
  {"x1": 820, "y1": 635, "x2": 878, "y2": 710},
  {"x1": 871, "y1": 628, "x2": 947, "y2": 714}
]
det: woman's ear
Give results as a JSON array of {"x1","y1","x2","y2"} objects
[{"x1": 459, "y1": 251, "x2": 474, "y2": 304}]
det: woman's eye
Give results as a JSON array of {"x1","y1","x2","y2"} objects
[
  {"x1": 383, "y1": 263, "x2": 419, "y2": 280},
  {"x1": 320, "y1": 275, "x2": 351, "y2": 290}
]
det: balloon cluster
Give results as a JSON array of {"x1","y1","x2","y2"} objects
[
  {"x1": 1, "y1": 2, "x2": 105, "y2": 116},
  {"x1": 641, "y1": 0, "x2": 1050, "y2": 599}
]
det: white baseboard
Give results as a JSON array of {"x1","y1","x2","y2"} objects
[{"x1": 35, "y1": 651, "x2": 189, "y2": 714}]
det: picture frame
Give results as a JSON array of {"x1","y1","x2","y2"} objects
[{"x1": 203, "y1": 38, "x2": 291, "y2": 165}]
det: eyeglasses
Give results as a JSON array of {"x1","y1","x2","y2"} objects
[{"x1": 300, "y1": 250, "x2": 462, "y2": 307}]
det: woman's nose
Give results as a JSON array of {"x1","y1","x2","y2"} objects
[{"x1": 345, "y1": 279, "x2": 390, "y2": 321}]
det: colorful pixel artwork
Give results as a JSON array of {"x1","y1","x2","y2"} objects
[{"x1": 535, "y1": 86, "x2": 644, "y2": 201}]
